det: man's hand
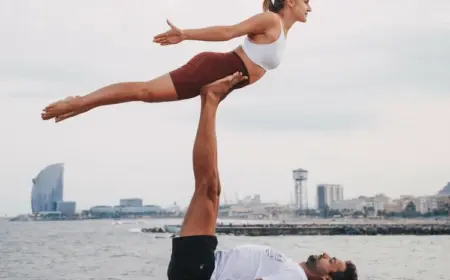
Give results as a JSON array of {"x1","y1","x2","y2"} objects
[
  {"x1": 200, "y1": 72, "x2": 248, "y2": 103},
  {"x1": 153, "y1": 20, "x2": 185, "y2": 46}
]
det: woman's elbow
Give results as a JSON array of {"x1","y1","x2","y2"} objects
[{"x1": 223, "y1": 26, "x2": 242, "y2": 41}]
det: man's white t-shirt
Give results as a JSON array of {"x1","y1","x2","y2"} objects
[{"x1": 210, "y1": 244, "x2": 307, "y2": 280}]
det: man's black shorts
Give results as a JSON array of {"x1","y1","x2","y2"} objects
[{"x1": 167, "y1": 235, "x2": 218, "y2": 280}]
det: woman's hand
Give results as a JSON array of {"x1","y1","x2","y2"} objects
[{"x1": 153, "y1": 20, "x2": 185, "y2": 46}]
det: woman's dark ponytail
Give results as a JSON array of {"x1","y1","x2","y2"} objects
[{"x1": 262, "y1": 0, "x2": 285, "y2": 13}]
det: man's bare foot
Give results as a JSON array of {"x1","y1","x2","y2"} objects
[
  {"x1": 200, "y1": 72, "x2": 248, "y2": 104},
  {"x1": 41, "y1": 96, "x2": 83, "y2": 120}
]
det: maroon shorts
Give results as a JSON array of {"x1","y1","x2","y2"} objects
[{"x1": 169, "y1": 51, "x2": 250, "y2": 100}]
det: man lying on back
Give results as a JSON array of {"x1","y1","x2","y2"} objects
[
  {"x1": 211, "y1": 245, "x2": 357, "y2": 280},
  {"x1": 166, "y1": 72, "x2": 358, "y2": 280}
]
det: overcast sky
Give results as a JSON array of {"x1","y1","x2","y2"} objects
[{"x1": 1, "y1": 0, "x2": 449, "y2": 216}]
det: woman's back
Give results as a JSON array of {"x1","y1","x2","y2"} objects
[
  {"x1": 241, "y1": 17, "x2": 286, "y2": 71},
  {"x1": 233, "y1": 14, "x2": 286, "y2": 85},
  {"x1": 234, "y1": 12, "x2": 287, "y2": 84}
]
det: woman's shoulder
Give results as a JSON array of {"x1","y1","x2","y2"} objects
[
  {"x1": 258, "y1": 11, "x2": 281, "y2": 22},
  {"x1": 255, "y1": 11, "x2": 283, "y2": 32}
]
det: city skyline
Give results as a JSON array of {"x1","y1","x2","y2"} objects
[
  {"x1": 17, "y1": 161, "x2": 450, "y2": 217},
  {"x1": 2, "y1": 160, "x2": 450, "y2": 217},
  {"x1": 1, "y1": 0, "x2": 449, "y2": 216}
]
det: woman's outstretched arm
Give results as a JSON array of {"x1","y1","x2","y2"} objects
[
  {"x1": 153, "y1": 12, "x2": 278, "y2": 45},
  {"x1": 184, "y1": 12, "x2": 277, "y2": 41}
]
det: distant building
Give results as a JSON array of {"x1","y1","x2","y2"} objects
[
  {"x1": 393, "y1": 196, "x2": 438, "y2": 214},
  {"x1": 359, "y1": 194, "x2": 392, "y2": 213},
  {"x1": 372, "y1": 194, "x2": 392, "y2": 205},
  {"x1": 329, "y1": 194, "x2": 393, "y2": 215},
  {"x1": 117, "y1": 205, "x2": 162, "y2": 214},
  {"x1": 317, "y1": 184, "x2": 344, "y2": 210},
  {"x1": 89, "y1": 204, "x2": 162, "y2": 217},
  {"x1": 217, "y1": 203, "x2": 281, "y2": 219},
  {"x1": 437, "y1": 196, "x2": 450, "y2": 210},
  {"x1": 329, "y1": 198, "x2": 365, "y2": 212},
  {"x1": 329, "y1": 196, "x2": 384, "y2": 216},
  {"x1": 238, "y1": 194, "x2": 261, "y2": 205},
  {"x1": 57, "y1": 201, "x2": 76, "y2": 217},
  {"x1": 218, "y1": 204, "x2": 251, "y2": 218},
  {"x1": 31, "y1": 163, "x2": 64, "y2": 214},
  {"x1": 89, "y1": 205, "x2": 116, "y2": 217},
  {"x1": 384, "y1": 200, "x2": 403, "y2": 212},
  {"x1": 120, "y1": 198, "x2": 143, "y2": 207},
  {"x1": 414, "y1": 196, "x2": 438, "y2": 214},
  {"x1": 367, "y1": 195, "x2": 438, "y2": 214},
  {"x1": 292, "y1": 169, "x2": 308, "y2": 210}
]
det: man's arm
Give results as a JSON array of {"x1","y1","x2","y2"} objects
[
  {"x1": 256, "y1": 274, "x2": 331, "y2": 280},
  {"x1": 256, "y1": 277, "x2": 329, "y2": 280},
  {"x1": 255, "y1": 265, "x2": 330, "y2": 280}
]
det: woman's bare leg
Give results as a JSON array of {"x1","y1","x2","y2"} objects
[{"x1": 41, "y1": 73, "x2": 178, "y2": 121}]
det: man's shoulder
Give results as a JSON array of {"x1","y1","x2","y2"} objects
[
  {"x1": 258, "y1": 259, "x2": 307, "y2": 280},
  {"x1": 270, "y1": 260, "x2": 308, "y2": 280}
]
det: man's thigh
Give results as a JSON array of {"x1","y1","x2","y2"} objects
[{"x1": 167, "y1": 235, "x2": 218, "y2": 280}]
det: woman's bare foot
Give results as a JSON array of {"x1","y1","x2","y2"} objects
[{"x1": 41, "y1": 96, "x2": 83, "y2": 120}]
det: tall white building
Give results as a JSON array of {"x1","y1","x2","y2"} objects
[
  {"x1": 292, "y1": 169, "x2": 308, "y2": 210},
  {"x1": 317, "y1": 184, "x2": 344, "y2": 210},
  {"x1": 31, "y1": 163, "x2": 64, "y2": 214}
]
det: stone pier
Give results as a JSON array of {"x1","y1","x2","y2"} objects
[
  {"x1": 213, "y1": 223, "x2": 450, "y2": 236},
  {"x1": 142, "y1": 222, "x2": 450, "y2": 236}
]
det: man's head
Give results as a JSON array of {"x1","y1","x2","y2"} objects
[{"x1": 304, "y1": 253, "x2": 358, "y2": 280}]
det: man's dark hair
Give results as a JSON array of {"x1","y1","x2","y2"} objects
[
  {"x1": 262, "y1": 0, "x2": 285, "y2": 13},
  {"x1": 330, "y1": 261, "x2": 358, "y2": 280}
]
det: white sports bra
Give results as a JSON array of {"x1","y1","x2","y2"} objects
[{"x1": 241, "y1": 19, "x2": 286, "y2": 71}]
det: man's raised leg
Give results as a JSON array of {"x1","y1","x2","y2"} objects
[{"x1": 166, "y1": 72, "x2": 247, "y2": 280}]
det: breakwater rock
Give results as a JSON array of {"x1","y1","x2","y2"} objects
[
  {"x1": 141, "y1": 227, "x2": 166, "y2": 233},
  {"x1": 141, "y1": 225, "x2": 180, "y2": 234},
  {"x1": 141, "y1": 223, "x2": 450, "y2": 236},
  {"x1": 212, "y1": 223, "x2": 450, "y2": 236}
]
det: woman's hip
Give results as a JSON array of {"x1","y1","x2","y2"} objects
[{"x1": 169, "y1": 51, "x2": 250, "y2": 100}]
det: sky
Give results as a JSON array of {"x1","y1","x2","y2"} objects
[{"x1": 1, "y1": 0, "x2": 449, "y2": 216}]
